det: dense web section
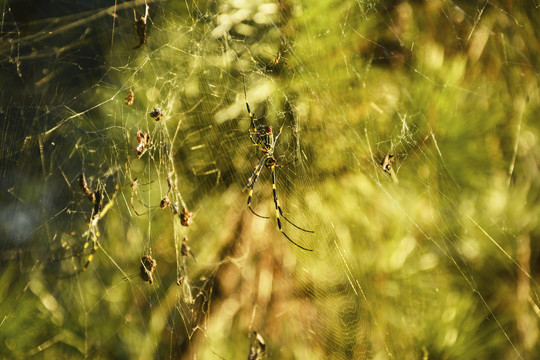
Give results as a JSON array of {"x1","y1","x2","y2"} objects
[{"x1": 1, "y1": 0, "x2": 540, "y2": 359}]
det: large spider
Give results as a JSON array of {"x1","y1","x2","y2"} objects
[{"x1": 243, "y1": 85, "x2": 314, "y2": 251}]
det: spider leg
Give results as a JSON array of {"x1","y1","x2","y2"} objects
[
  {"x1": 274, "y1": 122, "x2": 285, "y2": 144},
  {"x1": 280, "y1": 211, "x2": 315, "y2": 233},
  {"x1": 81, "y1": 230, "x2": 99, "y2": 271},
  {"x1": 247, "y1": 158, "x2": 270, "y2": 219},
  {"x1": 282, "y1": 58, "x2": 292, "y2": 72},
  {"x1": 130, "y1": 188, "x2": 153, "y2": 216},
  {"x1": 243, "y1": 79, "x2": 256, "y2": 130},
  {"x1": 275, "y1": 157, "x2": 298, "y2": 168},
  {"x1": 271, "y1": 165, "x2": 313, "y2": 251},
  {"x1": 247, "y1": 156, "x2": 266, "y2": 188},
  {"x1": 249, "y1": 129, "x2": 260, "y2": 147},
  {"x1": 270, "y1": 162, "x2": 313, "y2": 233},
  {"x1": 129, "y1": 178, "x2": 159, "y2": 216}
]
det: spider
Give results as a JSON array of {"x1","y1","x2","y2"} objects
[
  {"x1": 271, "y1": 51, "x2": 292, "y2": 72},
  {"x1": 77, "y1": 173, "x2": 116, "y2": 271},
  {"x1": 243, "y1": 84, "x2": 313, "y2": 251},
  {"x1": 266, "y1": 48, "x2": 293, "y2": 73}
]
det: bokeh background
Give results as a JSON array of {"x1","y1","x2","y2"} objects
[{"x1": 1, "y1": 0, "x2": 539, "y2": 359}]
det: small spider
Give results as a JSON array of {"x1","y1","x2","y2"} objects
[
  {"x1": 380, "y1": 154, "x2": 395, "y2": 173},
  {"x1": 140, "y1": 255, "x2": 157, "y2": 284},
  {"x1": 136, "y1": 130, "x2": 151, "y2": 158},
  {"x1": 267, "y1": 50, "x2": 293, "y2": 73},
  {"x1": 125, "y1": 89, "x2": 134, "y2": 106},
  {"x1": 149, "y1": 107, "x2": 163, "y2": 121},
  {"x1": 180, "y1": 208, "x2": 192, "y2": 226},
  {"x1": 77, "y1": 172, "x2": 103, "y2": 223},
  {"x1": 78, "y1": 173, "x2": 96, "y2": 202},
  {"x1": 243, "y1": 83, "x2": 313, "y2": 251},
  {"x1": 273, "y1": 51, "x2": 292, "y2": 71}
]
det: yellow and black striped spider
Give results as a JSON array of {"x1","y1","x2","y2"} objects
[{"x1": 243, "y1": 84, "x2": 314, "y2": 251}]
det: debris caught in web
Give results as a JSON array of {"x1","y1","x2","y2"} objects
[
  {"x1": 125, "y1": 89, "x2": 134, "y2": 106},
  {"x1": 133, "y1": 4, "x2": 149, "y2": 49},
  {"x1": 140, "y1": 255, "x2": 157, "y2": 284},
  {"x1": 180, "y1": 208, "x2": 192, "y2": 227},
  {"x1": 149, "y1": 107, "x2": 163, "y2": 121},
  {"x1": 248, "y1": 332, "x2": 266, "y2": 360},
  {"x1": 136, "y1": 130, "x2": 151, "y2": 158}
]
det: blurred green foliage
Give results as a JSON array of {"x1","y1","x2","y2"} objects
[{"x1": 0, "y1": 0, "x2": 539, "y2": 359}]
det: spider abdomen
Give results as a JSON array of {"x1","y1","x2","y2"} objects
[{"x1": 265, "y1": 157, "x2": 277, "y2": 167}]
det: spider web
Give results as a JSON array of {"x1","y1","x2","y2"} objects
[{"x1": 1, "y1": 0, "x2": 539, "y2": 359}]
